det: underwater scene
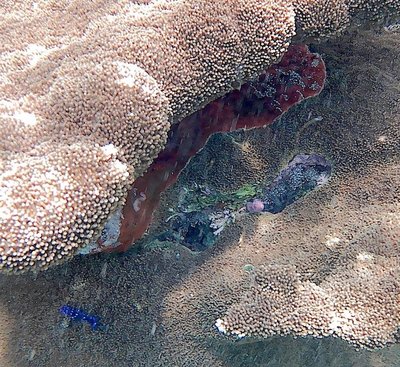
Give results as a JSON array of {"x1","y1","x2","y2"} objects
[{"x1": 0, "y1": 1, "x2": 400, "y2": 366}]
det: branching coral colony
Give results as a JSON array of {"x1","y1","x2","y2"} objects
[{"x1": 0, "y1": 0, "x2": 399, "y2": 273}]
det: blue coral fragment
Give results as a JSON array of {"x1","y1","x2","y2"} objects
[{"x1": 59, "y1": 305, "x2": 103, "y2": 331}]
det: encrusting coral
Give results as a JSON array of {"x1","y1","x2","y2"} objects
[
  {"x1": 0, "y1": 0, "x2": 399, "y2": 273},
  {"x1": 158, "y1": 31, "x2": 400, "y2": 362},
  {"x1": 216, "y1": 243, "x2": 400, "y2": 349}
]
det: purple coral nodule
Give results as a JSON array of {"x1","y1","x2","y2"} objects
[{"x1": 246, "y1": 199, "x2": 265, "y2": 213}]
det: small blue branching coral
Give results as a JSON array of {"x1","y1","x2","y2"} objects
[{"x1": 59, "y1": 305, "x2": 104, "y2": 331}]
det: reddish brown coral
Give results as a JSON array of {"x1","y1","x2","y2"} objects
[{"x1": 111, "y1": 44, "x2": 326, "y2": 253}]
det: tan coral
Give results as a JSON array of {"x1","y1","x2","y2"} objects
[
  {"x1": 293, "y1": 0, "x2": 400, "y2": 37},
  {"x1": 161, "y1": 129, "x2": 400, "y2": 363},
  {"x1": 293, "y1": 0, "x2": 350, "y2": 37},
  {"x1": 0, "y1": 0, "x2": 296, "y2": 272},
  {"x1": 85, "y1": 0, "x2": 296, "y2": 120},
  {"x1": 1, "y1": 0, "x2": 400, "y2": 273},
  {"x1": 159, "y1": 31, "x2": 400, "y2": 363},
  {"x1": 0, "y1": 29, "x2": 399, "y2": 367},
  {"x1": 216, "y1": 234, "x2": 400, "y2": 349},
  {"x1": 348, "y1": 0, "x2": 400, "y2": 17},
  {"x1": 0, "y1": 61, "x2": 170, "y2": 272}
]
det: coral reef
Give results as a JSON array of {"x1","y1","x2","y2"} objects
[
  {"x1": 0, "y1": 30, "x2": 399, "y2": 367},
  {"x1": 110, "y1": 44, "x2": 326, "y2": 253},
  {"x1": 158, "y1": 32, "x2": 400, "y2": 362},
  {"x1": 1, "y1": 0, "x2": 400, "y2": 272},
  {"x1": 0, "y1": 0, "x2": 295, "y2": 272}
]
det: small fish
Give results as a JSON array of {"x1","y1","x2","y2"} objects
[{"x1": 59, "y1": 305, "x2": 104, "y2": 331}]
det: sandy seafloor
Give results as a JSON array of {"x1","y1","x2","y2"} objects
[{"x1": 0, "y1": 29, "x2": 400, "y2": 367}]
